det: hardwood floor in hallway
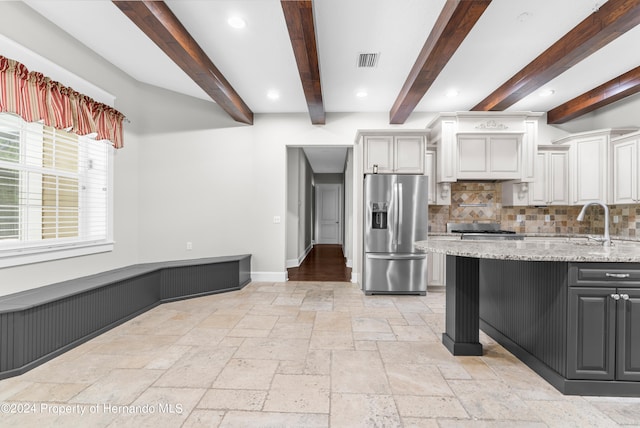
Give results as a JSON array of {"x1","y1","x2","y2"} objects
[{"x1": 287, "y1": 244, "x2": 351, "y2": 282}]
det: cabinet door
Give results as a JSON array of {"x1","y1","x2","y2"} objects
[
  {"x1": 457, "y1": 136, "x2": 488, "y2": 176},
  {"x1": 395, "y1": 136, "x2": 424, "y2": 174},
  {"x1": 424, "y1": 151, "x2": 436, "y2": 204},
  {"x1": 571, "y1": 137, "x2": 607, "y2": 204},
  {"x1": 364, "y1": 136, "x2": 394, "y2": 173},
  {"x1": 568, "y1": 287, "x2": 616, "y2": 380},
  {"x1": 617, "y1": 288, "x2": 640, "y2": 381},
  {"x1": 612, "y1": 140, "x2": 637, "y2": 204},
  {"x1": 548, "y1": 151, "x2": 569, "y2": 205},
  {"x1": 529, "y1": 152, "x2": 547, "y2": 205},
  {"x1": 427, "y1": 252, "x2": 445, "y2": 286},
  {"x1": 489, "y1": 135, "x2": 520, "y2": 177}
]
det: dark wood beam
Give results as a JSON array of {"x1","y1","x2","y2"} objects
[
  {"x1": 113, "y1": 1, "x2": 253, "y2": 124},
  {"x1": 547, "y1": 66, "x2": 640, "y2": 124},
  {"x1": 473, "y1": 0, "x2": 640, "y2": 112},
  {"x1": 281, "y1": 0, "x2": 325, "y2": 124},
  {"x1": 389, "y1": 0, "x2": 492, "y2": 124}
]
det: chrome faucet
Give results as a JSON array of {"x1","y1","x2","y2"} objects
[{"x1": 576, "y1": 201, "x2": 611, "y2": 246}]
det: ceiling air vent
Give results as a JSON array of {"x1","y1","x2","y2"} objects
[{"x1": 357, "y1": 52, "x2": 380, "y2": 68}]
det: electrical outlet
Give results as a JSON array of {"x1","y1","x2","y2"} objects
[
  {"x1": 545, "y1": 214, "x2": 551, "y2": 222},
  {"x1": 186, "y1": 241, "x2": 193, "y2": 250},
  {"x1": 273, "y1": 216, "x2": 281, "y2": 224},
  {"x1": 516, "y1": 215, "x2": 525, "y2": 222},
  {"x1": 613, "y1": 215, "x2": 620, "y2": 224}
]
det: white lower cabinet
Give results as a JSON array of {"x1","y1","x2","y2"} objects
[{"x1": 428, "y1": 252, "x2": 446, "y2": 286}]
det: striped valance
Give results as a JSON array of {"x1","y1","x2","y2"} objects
[{"x1": 0, "y1": 55, "x2": 125, "y2": 148}]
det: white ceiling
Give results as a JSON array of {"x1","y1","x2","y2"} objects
[{"x1": 21, "y1": 0, "x2": 639, "y2": 172}]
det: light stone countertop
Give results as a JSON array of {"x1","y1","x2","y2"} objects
[{"x1": 416, "y1": 235, "x2": 640, "y2": 263}]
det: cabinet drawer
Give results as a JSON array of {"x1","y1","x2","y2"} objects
[{"x1": 569, "y1": 263, "x2": 640, "y2": 287}]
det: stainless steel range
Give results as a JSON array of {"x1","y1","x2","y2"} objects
[{"x1": 446, "y1": 222, "x2": 524, "y2": 240}]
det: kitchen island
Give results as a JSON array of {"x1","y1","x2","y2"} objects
[{"x1": 415, "y1": 236, "x2": 640, "y2": 396}]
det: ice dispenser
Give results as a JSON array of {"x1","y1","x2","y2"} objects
[{"x1": 371, "y1": 202, "x2": 388, "y2": 229}]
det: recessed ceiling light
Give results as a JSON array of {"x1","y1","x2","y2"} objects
[
  {"x1": 356, "y1": 90, "x2": 368, "y2": 98},
  {"x1": 267, "y1": 89, "x2": 280, "y2": 100},
  {"x1": 445, "y1": 89, "x2": 459, "y2": 98},
  {"x1": 539, "y1": 89, "x2": 555, "y2": 97},
  {"x1": 228, "y1": 16, "x2": 246, "y2": 29}
]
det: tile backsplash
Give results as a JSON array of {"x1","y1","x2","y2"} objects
[{"x1": 428, "y1": 181, "x2": 640, "y2": 238}]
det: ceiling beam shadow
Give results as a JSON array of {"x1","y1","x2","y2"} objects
[
  {"x1": 473, "y1": 0, "x2": 640, "y2": 112},
  {"x1": 281, "y1": 0, "x2": 325, "y2": 125},
  {"x1": 389, "y1": 0, "x2": 492, "y2": 124},
  {"x1": 113, "y1": 0, "x2": 253, "y2": 124},
  {"x1": 547, "y1": 66, "x2": 640, "y2": 124}
]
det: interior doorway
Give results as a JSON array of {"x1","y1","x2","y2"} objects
[{"x1": 285, "y1": 146, "x2": 353, "y2": 282}]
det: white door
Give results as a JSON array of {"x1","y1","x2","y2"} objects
[{"x1": 316, "y1": 184, "x2": 342, "y2": 244}]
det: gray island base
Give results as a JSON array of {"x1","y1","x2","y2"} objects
[{"x1": 416, "y1": 238, "x2": 640, "y2": 397}]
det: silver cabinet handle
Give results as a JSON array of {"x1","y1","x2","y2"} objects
[
  {"x1": 611, "y1": 293, "x2": 620, "y2": 300},
  {"x1": 606, "y1": 273, "x2": 630, "y2": 278},
  {"x1": 621, "y1": 294, "x2": 630, "y2": 300}
]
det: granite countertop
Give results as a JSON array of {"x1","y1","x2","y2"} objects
[{"x1": 416, "y1": 235, "x2": 640, "y2": 263}]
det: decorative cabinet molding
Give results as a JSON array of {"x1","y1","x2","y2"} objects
[
  {"x1": 611, "y1": 131, "x2": 640, "y2": 204},
  {"x1": 425, "y1": 149, "x2": 451, "y2": 205},
  {"x1": 359, "y1": 131, "x2": 426, "y2": 175},
  {"x1": 427, "y1": 112, "x2": 541, "y2": 182},
  {"x1": 552, "y1": 128, "x2": 638, "y2": 205}
]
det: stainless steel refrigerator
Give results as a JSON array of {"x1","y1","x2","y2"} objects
[{"x1": 363, "y1": 174, "x2": 428, "y2": 295}]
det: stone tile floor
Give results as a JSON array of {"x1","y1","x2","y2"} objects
[{"x1": 1, "y1": 281, "x2": 640, "y2": 427}]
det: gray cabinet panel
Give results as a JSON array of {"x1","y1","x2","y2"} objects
[
  {"x1": 568, "y1": 287, "x2": 616, "y2": 380},
  {"x1": 617, "y1": 289, "x2": 640, "y2": 381}
]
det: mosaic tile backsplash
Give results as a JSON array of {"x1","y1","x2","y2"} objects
[{"x1": 428, "y1": 182, "x2": 640, "y2": 238}]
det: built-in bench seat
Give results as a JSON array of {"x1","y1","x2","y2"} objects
[{"x1": 0, "y1": 254, "x2": 251, "y2": 379}]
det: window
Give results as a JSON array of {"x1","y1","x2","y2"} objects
[{"x1": 0, "y1": 113, "x2": 113, "y2": 267}]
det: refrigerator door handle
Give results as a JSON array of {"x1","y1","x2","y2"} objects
[
  {"x1": 367, "y1": 253, "x2": 427, "y2": 261},
  {"x1": 396, "y1": 183, "x2": 403, "y2": 245}
]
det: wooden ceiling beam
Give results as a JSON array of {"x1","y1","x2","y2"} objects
[
  {"x1": 547, "y1": 66, "x2": 640, "y2": 124},
  {"x1": 113, "y1": 0, "x2": 253, "y2": 124},
  {"x1": 281, "y1": 0, "x2": 325, "y2": 125},
  {"x1": 473, "y1": 0, "x2": 640, "y2": 112},
  {"x1": 389, "y1": 0, "x2": 492, "y2": 124}
]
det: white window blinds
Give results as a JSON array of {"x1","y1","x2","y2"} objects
[{"x1": 0, "y1": 112, "x2": 112, "y2": 262}]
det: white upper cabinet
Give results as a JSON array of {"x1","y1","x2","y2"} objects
[
  {"x1": 427, "y1": 112, "x2": 541, "y2": 182},
  {"x1": 529, "y1": 148, "x2": 569, "y2": 206},
  {"x1": 553, "y1": 128, "x2": 637, "y2": 205},
  {"x1": 360, "y1": 131, "x2": 426, "y2": 174},
  {"x1": 457, "y1": 134, "x2": 520, "y2": 179},
  {"x1": 611, "y1": 131, "x2": 640, "y2": 204}
]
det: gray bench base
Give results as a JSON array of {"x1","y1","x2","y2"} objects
[{"x1": 0, "y1": 255, "x2": 251, "y2": 380}]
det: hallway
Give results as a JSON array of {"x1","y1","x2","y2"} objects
[{"x1": 287, "y1": 244, "x2": 351, "y2": 282}]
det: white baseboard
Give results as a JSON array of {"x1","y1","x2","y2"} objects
[
  {"x1": 286, "y1": 244, "x2": 313, "y2": 268},
  {"x1": 251, "y1": 271, "x2": 288, "y2": 282},
  {"x1": 350, "y1": 272, "x2": 360, "y2": 284}
]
